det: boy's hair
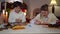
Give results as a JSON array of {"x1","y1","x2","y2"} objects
[
  {"x1": 40, "y1": 4, "x2": 48, "y2": 12},
  {"x1": 13, "y1": 1, "x2": 23, "y2": 8}
]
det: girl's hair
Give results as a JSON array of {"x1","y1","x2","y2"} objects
[
  {"x1": 40, "y1": 4, "x2": 48, "y2": 12},
  {"x1": 13, "y1": 1, "x2": 23, "y2": 9}
]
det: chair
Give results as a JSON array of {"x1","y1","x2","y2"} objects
[{"x1": 33, "y1": 8, "x2": 40, "y2": 18}]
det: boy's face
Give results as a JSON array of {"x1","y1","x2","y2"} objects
[
  {"x1": 15, "y1": 6, "x2": 21, "y2": 13},
  {"x1": 41, "y1": 11, "x2": 48, "y2": 17}
]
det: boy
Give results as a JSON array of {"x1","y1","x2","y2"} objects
[{"x1": 30, "y1": 4, "x2": 58, "y2": 25}]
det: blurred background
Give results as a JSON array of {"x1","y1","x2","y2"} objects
[{"x1": 0, "y1": 0, "x2": 60, "y2": 19}]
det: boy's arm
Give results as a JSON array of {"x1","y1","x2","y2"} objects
[
  {"x1": 21, "y1": 13, "x2": 26, "y2": 23},
  {"x1": 48, "y1": 13, "x2": 58, "y2": 24},
  {"x1": 8, "y1": 12, "x2": 15, "y2": 23},
  {"x1": 30, "y1": 14, "x2": 41, "y2": 24}
]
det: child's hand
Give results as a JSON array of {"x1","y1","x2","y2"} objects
[
  {"x1": 41, "y1": 21, "x2": 48, "y2": 25},
  {"x1": 16, "y1": 19, "x2": 20, "y2": 22},
  {"x1": 16, "y1": 19, "x2": 22, "y2": 23},
  {"x1": 34, "y1": 20, "x2": 41, "y2": 25}
]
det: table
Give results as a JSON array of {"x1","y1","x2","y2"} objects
[{"x1": 0, "y1": 25, "x2": 60, "y2": 34}]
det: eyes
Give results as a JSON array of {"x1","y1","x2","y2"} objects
[
  {"x1": 41, "y1": 11, "x2": 48, "y2": 14},
  {"x1": 15, "y1": 6, "x2": 21, "y2": 9}
]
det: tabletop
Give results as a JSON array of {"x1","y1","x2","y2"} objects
[{"x1": 0, "y1": 24, "x2": 60, "y2": 34}]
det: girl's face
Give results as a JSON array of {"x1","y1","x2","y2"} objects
[
  {"x1": 41, "y1": 11, "x2": 48, "y2": 17},
  {"x1": 15, "y1": 6, "x2": 21, "y2": 13}
]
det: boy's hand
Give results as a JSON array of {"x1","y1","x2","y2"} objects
[
  {"x1": 16, "y1": 19, "x2": 22, "y2": 23},
  {"x1": 35, "y1": 20, "x2": 48, "y2": 25},
  {"x1": 35, "y1": 20, "x2": 41, "y2": 25},
  {"x1": 41, "y1": 22, "x2": 48, "y2": 25}
]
